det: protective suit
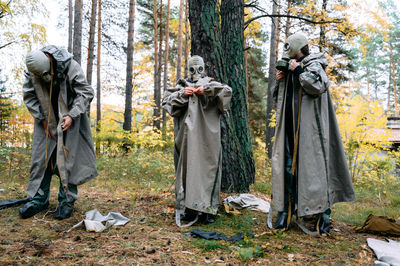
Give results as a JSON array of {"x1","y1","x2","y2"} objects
[
  {"x1": 271, "y1": 33, "x2": 355, "y2": 234},
  {"x1": 21, "y1": 45, "x2": 98, "y2": 219},
  {"x1": 162, "y1": 56, "x2": 232, "y2": 227}
]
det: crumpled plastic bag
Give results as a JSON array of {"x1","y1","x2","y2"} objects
[
  {"x1": 222, "y1": 193, "x2": 270, "y2": 213},
  {"x1": 355, "y1": 214, "x2": 400, "y2": 236},
  {"x1": 367, "y1": 238, "x2": 400, "y2": 266},
  {"x1": 72, "y1": 209, "x2": 130, "y2": 232}
]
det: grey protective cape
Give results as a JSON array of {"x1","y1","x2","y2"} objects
[
  {"x1": 271, "y1": 53, "x2": 355, "y2": 217},
  {"x1": 162, "y1": 77, "x2": 232, "y2": 218},
  {"x1": 22, "y1": 45, "x2": 98, "y2": 198}
]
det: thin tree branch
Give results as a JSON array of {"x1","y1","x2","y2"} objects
[
  {"x1": 0, "y1": 41, "x2": 15, "y2": 50},
  {"x1": 245, "y1": 14, "x2": 342, "y2": 27}
]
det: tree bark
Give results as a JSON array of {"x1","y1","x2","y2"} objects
[
  {"x1": 176, "y1": 0, "x2": 184, "y2": 81},
  {"x1": 275, "y1": 0, "x2": 281, "y2": 60},
  {"x1": 319, "y1": 0, "x2": 327, "y2": 52},
  {"x1": 266, "y1": 0, "x2": 278, "y2": 159},
  {"x1": 391, "y1": 42, "x2": 398, "y2": 116},
  {"x1": 153, "y1": 0, "x2": 161, "y2": 130},
  {"x1": 86, "y1": 0, "x2": 98, "y2": 119},
  {"x1": 220, "y1": 0, "x2": 255, "y2": 192},
  {"x1": 162, "y1": 0, "x2": 170, "y2": 131},
  {"x1": 96, "y1": 0, "x2": 102, "y2": 155},
  {"x1": 285, "y1": 0, "x2": 292, "y2": 38},
  {"x1": 123, "y1": 0, "x2": 136, "y2": 131},
  {"x1": 68, "y1": 0, "x2": 73, "y2": 53},
  {"x1": 73, "y1": 0, "x2": 83, "y2": 64},
  {"x1": 189, "y1": 0, "x2": 255, "y2": 192},
  {"x1": 184, "y1": 0, "x2": 189, "y2": 78}
]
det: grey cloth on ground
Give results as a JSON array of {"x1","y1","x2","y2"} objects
[
  {"x1": 222, "y1": 194, "x2": 270, "y2": 213},
  {"x1": 367, "y1": 238, "x2": 400, "y2": 266},
  {"x1": 72, "y1": 209, "x2": 130, "y2": 232},
  {"x1": 22, "y1": 45, "x2": 98, "y2": 199},
  {"x1": 271, "y1": 52, "x2": 355, "y2": 217},
  {"x1": 162, "y1": 76, "x2": 232, "y2": 227}
]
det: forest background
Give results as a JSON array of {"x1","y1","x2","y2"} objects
[{"x1": 0, "y1": 0, "x2": 400, "y2": 264}]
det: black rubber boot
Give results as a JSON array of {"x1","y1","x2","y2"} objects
[
  {"x1": 315, "y1": 209, "x2": 331, "y2": 234},
  {"x1": 274, "y1": 211, "x2": 289, "y2": 229},
  {"x1": 55, "y1": 203, "x2": 73, "y2": 220},
  {"x1": 19, "y1": 201, "x2": 49, "y2": 219},
  {"x1": 180, "y1": 209, "x2": 198, "y2": 221},
  {"x1": 200, "y1": 213, "x2": 216, "y2": 224}
]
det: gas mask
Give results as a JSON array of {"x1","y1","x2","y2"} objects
[
  {"x1": 26, "y1": 50, "x2": 52, "y2": 83},
  {"x1": 276, "y1": 32, "x2": 308, "y2": 72},
  {"x1": 188, "y1": 55, "x2": 205, "y2": 82}
]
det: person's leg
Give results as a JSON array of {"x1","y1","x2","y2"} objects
[
  {"x1": 315, "y1": 208, "x2": 331, "y2": 234},
  {"x1": 54, "y1": 166, "x2": 77, "y2": 220},
  {"x1": 274, "y1": 135, "x2": 295, "y2": 229},
  {"x1": 19, "y1": 165, "x2": 52, "y2": 218}
]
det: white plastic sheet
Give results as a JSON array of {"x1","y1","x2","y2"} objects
[
  {"x1": 72, "y1": 209, "x2": 130, "y2": 232},
  {"x1": 222, "y1": 194, "x2": 270, "y2": 213},
  {"x1": 367, "y1": 238, "x2": 400, "y2": 266}
]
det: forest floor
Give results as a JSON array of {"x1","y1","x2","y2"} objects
[{"x1": 0, "y1": 150, "x2": 399, "y2": 265}]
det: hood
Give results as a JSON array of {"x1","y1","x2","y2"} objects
[
  {"x1": 41, "y1": 45, "x2": 73, "y2": 75},
  {"x1": 302, "y1": 53, "x2": 328, "y2": 70}
]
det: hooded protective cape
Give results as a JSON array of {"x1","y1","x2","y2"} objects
[
  {"x1": 162, "y1": 77, "x2": 232, "y2": 216},
  {"x1": 271, "y1": 53, "x2": 355, "y2": 217},
  {"x1": 22, "y1": 45, "x2": 98, "y2": 198}
]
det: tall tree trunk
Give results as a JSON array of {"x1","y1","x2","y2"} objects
[
  {"x1": 266, "y1": 0, "x2": 278, "y2": 159},
  {"x1": 123, "y1": 0, "x2": 136, "y2": 131},
  {"x1": 388, "y1": 43, "x2": 393, "y2": 115},
  {"x1": 153, "y1": 0, "x2": 161, "y2": 130},
  {"x1": 176, "y1": 0, "x2": 184, "y2": 81},
  {"x1": 157, "y1": 0, "x2": 163, "y2": 119},
  {"x1": 73, "y1": 0, "x2": 83, "y2": 64},
  {"x1": 96, "y1": 0, "x2": 102, "y2": 155},
  {"x1": 285, "y1": 0, "x2": 292, "y2": 38},
  {"x1": 68, "y1": 0, "x2": 73, "y2": 53},
  {"x1": 162, "y1": 0, "x2": 170, "y2": 131},
  {"x1": 275, "y1": 0, "x2": 281, "y2": 60},
  {"x1": 391, "y1": 43, "x2": 398, "y2": 116},
  {"x1": 184, "y1": 0, "x2": 189, "y2": 78},
  {"x1": 189, "y1": 0, "x2": 254, "y2": 192},
  {"x1": 220, "y1": 0, "x2": 255, "y2": 191},
  {"x1": 86, "y1": 0, "x2": 97, "y2": 118},
  {"x1": 319, "y1": 0, "x2": 327, "y2": 52}
]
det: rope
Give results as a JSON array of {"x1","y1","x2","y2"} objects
[{"x1": 44, "y1": 55, "x2": 54, "y2": 169}]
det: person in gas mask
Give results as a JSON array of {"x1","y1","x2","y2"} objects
[
  {"x1": 270, "y1": 32, "x2": 355, "y2": 234},
  {"x1": 20, "y1": 45, "x2": 98, "y2": 220},
  {"x1": 162, "y1": 55, "x2": 232, "y2": 227}
]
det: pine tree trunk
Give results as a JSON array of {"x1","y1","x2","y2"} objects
[
  {"x1": 189, "y1": 0, "x2": 254, "y2": 192},
  {"x1": 184, "y1": 0, "x2": 189, "y2": 78},
  {"x1": 319, "y1": 0, "x2": 327, "y2": 52},
  {"x1": 153, "y1": 0, "x2": 160, "y2": 130},
  {"x1": 156, "y1": 0, "x2": 163, "y2": 129},
  {"x1": 123, "y1": 0, "x2": 136, "y2": 131},
  {"x1": 86, "y1": 0, "x2": 97, "y2": 119},
  {"x1": 68, "y1": 0, "x2": 73, "y2": 53},
  {"x1": 285, "y1": 0, "x2": 292, "y2": 38},
  {"x1": 266, "y1": 0, "x2": 278, "y2": 159},
  {"x1": 73, "y1": 0, "x2": 83, "y2": 64},
  {"x1": 275, "y1": 0, "x2": 281, "y2": 60},
  {"x1": 96, "y1": 0, "x2": 102, "y2": 155},
  {"x1": 162, "y1": 0, "x2": 170, "y2": 131},
  {"x1": 391, "y1": 43, "x2": 399, "y2": 116},
  {"x1": 176, "y1": 0, "x2": 184, "y2": 81}
]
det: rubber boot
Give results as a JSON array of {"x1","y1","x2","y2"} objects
[
  {"x1": 315, "y1": 208, "x2": 331, "y2": 234},
  {"x1": 55, "y1": 173, "x2": 77, "y2": 220}
]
